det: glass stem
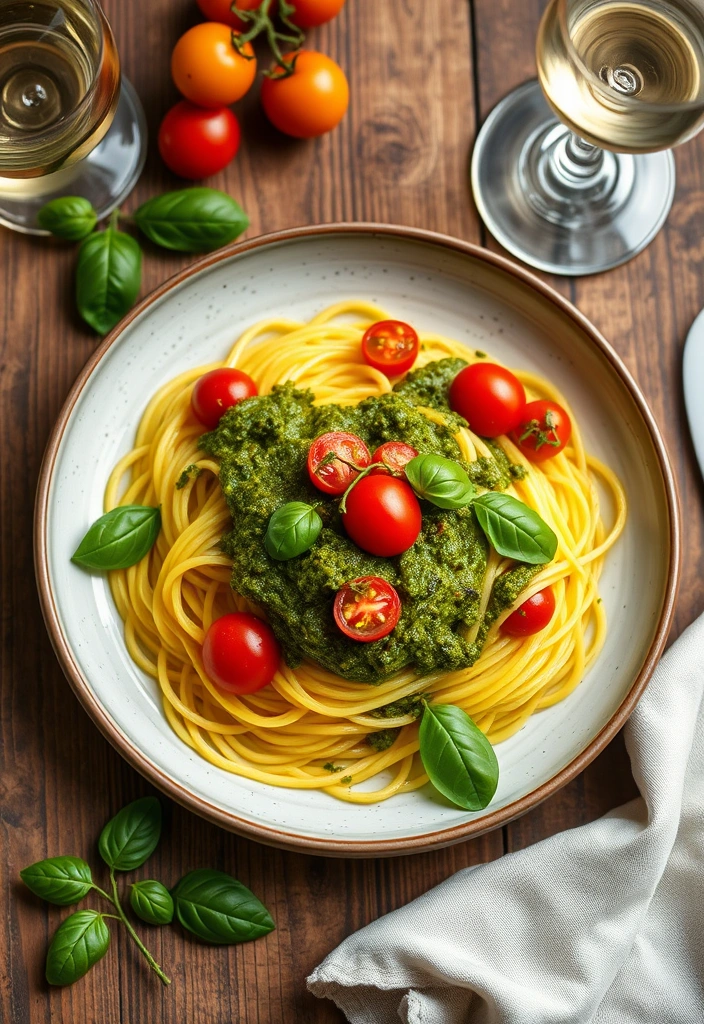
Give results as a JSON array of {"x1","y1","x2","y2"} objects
[{"x1": 547, "y1": 130, "x2": 606, "y2": 193}]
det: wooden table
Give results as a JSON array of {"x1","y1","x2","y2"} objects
[{"x1": 2, "y1": 0, "x2": 702, "y2": 1020}]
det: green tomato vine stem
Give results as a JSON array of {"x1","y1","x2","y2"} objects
[{"x1": 230, "y1": 0, "x2": 304, "y2": 77}]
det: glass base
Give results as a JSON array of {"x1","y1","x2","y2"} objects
[
  {"x1": 471, "y1": 79, "x2": 676, "y2": 276},
  {"x1": 0, "y1": 78, "x2": 147, "y2": 235}
]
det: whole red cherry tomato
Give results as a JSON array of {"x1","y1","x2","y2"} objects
[
  {"x1": 196, "y1": 0, "x2": 263, "y2": 29},
  {"x1": 307, "y1": 431, "x2": 371, "y2": 496},
  {"x1": 361, "y1": 320, "x2": 419, "y2": 378},
  {"x1": 158, "y1": 101, "x2": 240, "y2": 179},
  {"x1": 342, "y1": 476, "x2": 422, "y2": 557},
  {"x1": 372, "y1": 441, "x2": 418, "y2": 476},
  {"x1": 449, "y1": 363, "x2": 526, "y2": 437},
  {"x1": 289, "y1": 0, "x2": 346, "y2": 27},
  {"x1": 171, "y1": 24, "x2": 256, "y2": 108},
  {"x1": 501, "y1": 588, "x2": 556, "y2": 637},
  {"x1": 202, "y1": 612, "x2": 280, "y2": 694},
  {"x1": 511, "y1": 400, "x2": 572, "y2": 462},
  {"x1": 191, "y1": 368, "x2": 258, "y2": 429},
  {"x1": 333, "y1": 576, "x2": 401, "y2": 642},
  {"x1": 261, "y1": 51, "x2": 349, "y2": 138}
]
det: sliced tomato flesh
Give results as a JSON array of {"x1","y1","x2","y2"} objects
[
  {"x1": 307, "y1": 431, "x2": 371, "y2": 496},
  {"x1": 361, "y1": 320, "x2": 419, "y2": 377},
  {"x1": 333, "y1": 576, "x2": 401, "y2": 643}
]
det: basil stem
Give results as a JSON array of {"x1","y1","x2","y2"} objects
[
  {"x1": 473, "y1": 492, "x2": 557, "y2": 565},
  {"x1": 419, "y1": 702, "x2": 499, "y2": 810},
  {"x1": 406, "y1": 454, "x2": 475, "y2": 509},
  {"x1": 264, "y1": 501, "x2": 322, "y2": 560}
]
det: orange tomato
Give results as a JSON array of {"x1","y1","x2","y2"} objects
[
  {"x1": 171, "y1": 23, "x2": 256, "y2": 107},
  {"x1": 261, "y1": 51, "x2": 349, "y2": 138},
  {"x1": 288, "y1": 0, "x2": 346, "y2": 28},
  {"x1": 195, "y1": 0, "x2": 263, "y2": 30}
]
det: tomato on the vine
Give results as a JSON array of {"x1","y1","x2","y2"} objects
[
  {"x1": 449, "y1": 362, "x2": 526, "y2": 437},
  {"x1": 172, "y1": 23, "x2": 256, "y2": 107},
  {"x1": 196, "y1": 0, "x2": 263, "y2": 29},
  {"x1": 501, "y1": 588, "x2": 556, "y2": 637},
  {"x1": 191, "y1": 367, "x2": 258, "y2": 429},
  {"x1": 202, "y1": 612, "x2": 280, "y2": 694},
  {"x1": 342, "y1": 476, "x2": 422, "y2": 557},
  {"x1": 372, "y1": 441, "x2": 418, "y2": 476},
  {"x1": 511, "y1": 400, "x2": 572, "y2": 462},
  {"x1": 289, "y1": 0, "x2": 346, "y2": 28},
  {"x1": 307, "y1": 432, "x2": 371, "y2": 496},
  {"x1": 261, "y1": 51, "x2": 349, "y2": 138},
  {"x1": 158, "y1": 101, "x2": 240, "y2": 179},
  {"x1": 333, "y1": 576, "x2": 401, "y2": 643},
  {"x1": 361, "y1": 320, "x2": 419, "y2": 377}
]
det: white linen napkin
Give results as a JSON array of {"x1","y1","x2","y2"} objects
[{"x1": 308, "y1": 612, "x2": 704, "y2": 1024}]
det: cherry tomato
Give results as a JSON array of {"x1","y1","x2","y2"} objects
[
  {"x1": 307, "y1": 431, "x2": 371, "y2": 496},
  {"x1": 261, "y1": 51, "x2": 349, "y2": 138},
  {"x1": 333, "y1": 576, "x2": 401, "y2": 643},
  {"x1": 196, "y1": 0, "x2": 262, "y2": 30},
  {"x1": 158, "y1": 101, "x2": 240, "y2": 179},
  {"x1": 342, "y1": 476, "x2": 422, "y2": 557},
  {"x1": 501, "y1": 588, "x2": 556, "y2": 638},
  {"x1": 449, "y1": 363, "x2": 526, "y2": 438},
  {"x1": 361, "y1": 320, "x2": 419, "y2": 378},
  {"x1": 202, "y1": 612, "x2": 280, "y2": 694},
  {"x1": 372, "y1": 441, "x2": 418, "y2": 476},
  {"x1": 191, "y1": 368, "x2": 258, "y2": 429},
  {"x1": 171, "y1": 24, "x2": 256, "y2": 108},
  {"x1": 511, "y1": 399, "x2": 572, "y2": 463},
  {"x1": 289, "y1": 0, "x2": 346, "y2": 27}
]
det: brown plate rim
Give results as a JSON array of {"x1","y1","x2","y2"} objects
[{"x1": 34, "y1": 222, "x2": 681, "y2": 857}]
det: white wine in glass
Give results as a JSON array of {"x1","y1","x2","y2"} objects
[
  {"x1": 472, "y1": 0, "x2": 704, "y2": 275},
  {"x1": 0, "y1": 0, "x2": 146, "y2": 233}
]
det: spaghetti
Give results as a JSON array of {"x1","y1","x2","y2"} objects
[{"x1": 106, "y1": 301, "x2": 626, "y2": 803}]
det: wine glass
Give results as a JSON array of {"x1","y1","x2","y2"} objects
[
  {"x1": 471, "y1": 0, "x2": 704, "y2": 275},
  {"x1": 0, "y1": 0, "x2": 147, "y2": 234}
]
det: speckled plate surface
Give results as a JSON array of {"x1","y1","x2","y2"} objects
[{"x1": 35, "y1": 225, "x2": 679, "y2": 856}]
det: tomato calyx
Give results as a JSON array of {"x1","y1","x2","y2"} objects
[
  {"x1": 517, "y1": 408, "x2": 562, "y2": 452},
  {"x1": 231, "y1": 0, "x2": 304, "y2": 77}
]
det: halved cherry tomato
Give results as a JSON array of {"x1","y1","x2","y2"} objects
[
  {"x1": 192, "y1": 368, "x2": 258, "y2": 429},
  {"x1": 511, "y1": 400, "x2": 572, "y2": 462},
  {"x1": 449, "y1": 363, "x2": 526, "y2": 437},
  {"x1": 172, "y1": 24, "x2": 256, "y2": 108},
  {"x1": 158, "y1": 101, "x2": 240, "y2": 179},
  {"x1": 261, "y1": 51, "x2": 349, "y2": 138},
  {"x1": 307, "y1": 431, "x2": 371, "y2": 496},
  {"x1": 501, "y1": 588, "x2": 556, "y2": 637},
  {"x1": 202, "y1": 612, "x2": 280, "y2": 693},
  {"x1": 333, "y1": 576, "x2": 401, "y2": 642},
  {"x1": 342, "y1": 476, "x2": 422, "y2": 557},
  {"x1": 196, "y1": 0, "x2": 262, "y2": 30},
  {"x1": 372, "y1": 441, "x2": 418, "y2": 476},
  {"x1": 289, "y1": 0, "x2": 346, "y2": 27},
  {"x1": 361, "y1": 320, "x2": 419, "y2": 377}
]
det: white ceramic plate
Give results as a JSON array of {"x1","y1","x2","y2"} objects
[{"x1": 35, "y1": 226, "x2": 679, "y2": 856}]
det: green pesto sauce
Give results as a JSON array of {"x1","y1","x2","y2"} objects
[
  {"x1": 201, "y1": 358, "x2": 530, "y2": 685},
  {"x1": 366, "y1": 728, "x2": 400, "y2": 752}
]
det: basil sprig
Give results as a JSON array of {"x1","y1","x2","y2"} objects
[
  {"x1": 37, "y1": 196, "x2": 97, "y2": 240},
  {"x1": 72, "y1": 505, "x2": 161, "y2": 571},
  {"x1": 20, "y1": 856, "x2": 94, "y2": 906},
  {"x1": 46, "y1": 910, "x2": 111, "y2": 986},
  {"x1": 406, "y1": 453, "x2": 475, "y2": 509},
  {"x1": 265, "y1": 501, "x2": 322, "y2": 560},
  {"x1": 473, "y1": 492, "x2": 558, "y2": 564},
  {"x1": 171, "y1": 869, "x2": 275, "y2": 944},
  {"x1": 419, "y1": 703, "x2": 499, "y2": 810},
  {"x1": 130, "y1": 880, "x2": 174, "y2": 926},
  {"x1": 134, "y1": 188, "x2": 250, "y2": 253}
]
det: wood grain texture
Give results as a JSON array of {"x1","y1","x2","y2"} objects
[{"x1": 0, "y1": 0, "x2": 699, "y2": 1020}]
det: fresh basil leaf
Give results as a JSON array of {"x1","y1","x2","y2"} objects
[
  {"x1": 419, "y1": 703, "x2": 499, "y2": 811},
  {"x1": 473, "y1": 492, "x2": 557, "y2": 565},
  {"x1": 264, "y1": 501, "x2": 322, "y2": 560},
  {"x1": 98, "y1": 797, "x2": 162, "y2": 872},
  {"x1": 76, "y1": 226, "x2": 142, "y2": 335},
  {"x1": 45, "y1": 910, "x2": 110, "y2": 986},
  {"x1": 134, "y1": 188, "x2": 249, "y2": 253},
  {"x1": 37, "y1": 196, "x2": 98, "y2": 241},
  {"x1": 171, "y1": 869, "x2": 275, "y2": 944},
  {"x1": 20, "y1": 856, "x2": 93, "y2": 906},
  {"x1": 130, "y1": 880, "x2": 174, "y2": 926},
  {"x1": 72, "y1": 505, "x2": 161, "y2": 571},
  {"x1": 406, "y1": 454, "x2": 475, "y2": 509}
]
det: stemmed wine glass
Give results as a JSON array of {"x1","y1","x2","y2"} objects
[
  {"x1": 472, "y1": 0, "x2": 704, "y2": 275},
  {"x1": 0, "y1": 0, "x2": 147, "y2": 234}
]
